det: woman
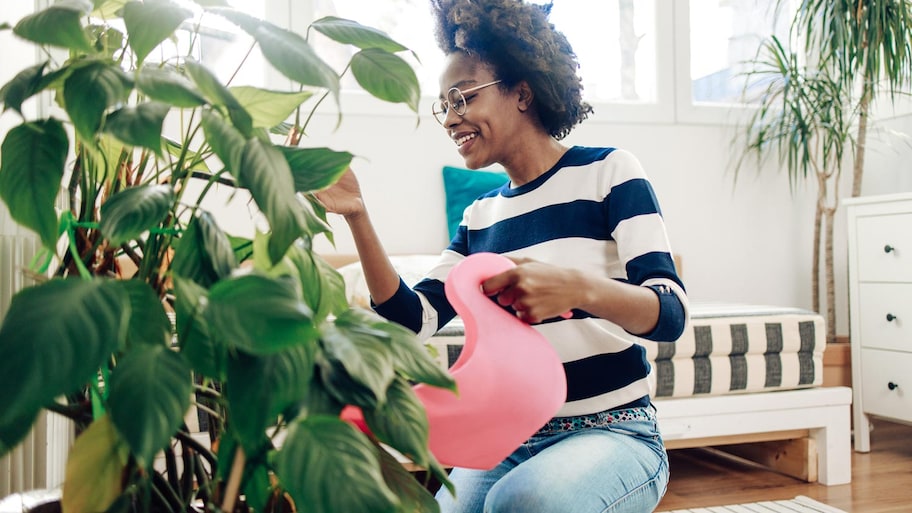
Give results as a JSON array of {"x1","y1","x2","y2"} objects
[{"x1": 316, "y1": 1, "x2": 688, "y2": 511}]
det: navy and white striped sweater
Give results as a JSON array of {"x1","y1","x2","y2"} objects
[{"x1": 375, "y1": 146, "x2": 688, "y2": 417}]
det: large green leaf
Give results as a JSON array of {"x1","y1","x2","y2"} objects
[
  {"x1": 200, "y1": 109, "x2": 245, "y2": 173},
  {"x1": 13, "y1": 0, "x2": 94, "y2": 53},
  {"x1": 193, "y1": 0, "x2": 230, "y2": 6},
  {"x1": 288, "y1": 248, "x2": 349, "y2": 321},
  {"x1": 0, "y1": 61, "x2": 49, "y2": 114},
  {"x1": 103, "y1": 101, "x2": 171, "y2": 155},
  {"x1": 123, "y1": 0, "x2": 192, "y2": 65},
  {"x1": 229, "y1": 86, "x2": 312, "y2": 128},
  {"x1": 109, "y1": 344, "x2": 192, "y2": 467},
  {"x1": 206, "y1": 274, "x2": 318, "y2": 354},
  {"x1": 92, "y1": 0, "x2": 130, "y2": 19},
  {"x1": 310, "y1": 16, "x2": 408, "y2": 53},
  {"x1": 278, "y1": 146, "x2": 353, "y2": 194},
  {"x1": 62, "y1": 415, "x2": 129, "y2": 513},
  {"x1": 351, "y1": 49, "x2": 420, "y2": 113},
  {"x1": 226, "y1": 346, "x2": 313, "y2": 451},
  {"x1": 88, "y1": 23, "x2": 126, "y2": 60},
  {"x1": 363, "y1": 377, "x2": 432, "y2": 468},
  {"x1": 185, "y1": 60, "x2": 253, "y2": 136},
  {"x1": 136, "y1": 67, "x2": 207, "y2": 108},
  {"x1": 173, "y1": 277, "x2": 225, "y2": 380},
  {"x1": 0, "y1": 119, "x2": 68, "y2": 249},
  {"x1": 362, "y1": 311, "x2": 455, "y2": 391},
  {"x1": 376, "y1": 445, "x2": 440, "y2": 513},
  {"x1": 0, "y1": 410, "x2": 40, "y2": 459},
  {"x1": 119, "y1": 279, "x2": 172, "y2": 347},
  {"x1": 0, "y1": 279, "x2": 128, "y2": 427},
  {"x1": 63, "y1": 60, "x2": 133, "y2": 142},
  {"x1": 172, "y1": 210, "x2": 237, "y2": 288},
  {"x1": 274, "y1": 416, "x2": 399, "y2": 513},
  {"x1": 210, "y1": 8, "x2": 339, "y2": 98},
  {"x1": 99, "y1": 184, "x2": 174, "y2": 246},
  {"x1": 164, "y1": 136, "x2": 211, "y2": 173},
  {"x1": 239, "y1": 137, "x2": 308, "y2": 264},
  {"x1": 319, "y1": 313, "x2": 396, "y2": 409},
  {"x1": 339, "y1": 308, "x2": 454, "y2": 390}
]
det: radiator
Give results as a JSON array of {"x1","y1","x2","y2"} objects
[{"x1": 0, "y1": 213, "x2": 73, "y2": 496}]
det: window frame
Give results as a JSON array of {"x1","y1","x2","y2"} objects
[{"x1": 261, "y1": 0, "x2": 799, "y2": 127}]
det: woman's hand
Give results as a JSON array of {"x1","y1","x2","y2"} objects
[
  {"x1": 482, "y1": 257, "x2": 661, "y2": 333},
  {"x1": 314, "y1": 168, "x2": 365, "y2": 218},
  {"x1": 481, "y1": 258, "x2": 584, "y2": 324}
]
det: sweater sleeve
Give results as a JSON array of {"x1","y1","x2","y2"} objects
[{"x1": 603, "y1": 150, "x2": 689, "y2": 342}]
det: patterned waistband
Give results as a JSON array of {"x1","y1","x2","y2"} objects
[{"x1": 535, "y1": 406, "x2": 656, "y2": 435}]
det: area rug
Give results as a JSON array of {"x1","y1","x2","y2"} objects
[{"x1": 658, "y1": 495, "x2": 847, "y2": 513}]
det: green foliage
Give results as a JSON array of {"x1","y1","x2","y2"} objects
[
  {"x1": 0, "y1": 2, "x2": 453, "y2": 512},
  {"x1": 737, "y1": 35, "x2": 856, "y2": 188},
  {"x1": 735, "y1": 0, "x2": 912, "y2": 345}
]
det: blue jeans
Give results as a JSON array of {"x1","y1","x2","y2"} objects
[{"x1": 435, "y1": 406, "x2": 669, "y2": 513}]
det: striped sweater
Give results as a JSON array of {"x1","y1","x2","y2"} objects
[{"x1": 374, "y1": 146, "x2": 688, "y2": 417}]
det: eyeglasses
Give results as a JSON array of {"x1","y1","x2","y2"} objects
[{"x1": 431, "y1": 80, "x2": 502, "y2": 125}]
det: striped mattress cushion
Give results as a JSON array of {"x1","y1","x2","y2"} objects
[{"x1": 428, "y1": 302, "x2": 825, "y2": 399}]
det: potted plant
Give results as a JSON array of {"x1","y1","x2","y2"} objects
[
  {"x1": 0, "y1": 2, "x2": 455, "y2": 513},
  {"x1": 734, "y1": 0, "x2": 912, "y2": 343}
]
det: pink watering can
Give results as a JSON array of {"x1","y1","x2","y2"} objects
[
  {"x1": 415, "y1": 252, "x2": 567, "y2": 469},
  {"x1": 343, "y1": 252, "x2": 567, "y2": 469}
]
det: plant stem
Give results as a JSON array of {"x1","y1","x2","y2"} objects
[
  {"x1": 174, "y1": 430, "x2": 218, "y2": 470},
  {"x1": 165, "y1": 445, "x2": 180, "y2": 494},
  {"x1": 221, "y1": 447, "x2": 246, "y2": 513}
]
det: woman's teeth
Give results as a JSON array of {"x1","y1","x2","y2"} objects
[{"x1": 455, "y1": 133, "x2": 476, "y2": 146}]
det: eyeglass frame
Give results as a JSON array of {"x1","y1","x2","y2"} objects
[{"x1": 431, "y1": 79, "x2": 503, "y2": 125}]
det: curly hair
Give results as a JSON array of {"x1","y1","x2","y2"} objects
[{"x1": 430, "y1": 0, "x2": 592, "y2": 140}]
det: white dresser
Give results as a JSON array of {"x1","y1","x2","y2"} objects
[{"x1": 845, "y1": 193, "x2": 912, "y2": 452}]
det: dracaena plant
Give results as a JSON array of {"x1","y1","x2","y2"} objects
[{"x1": 0, "y1": 1, "x2": 455, "y2": 513}]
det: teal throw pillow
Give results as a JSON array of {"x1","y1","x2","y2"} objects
[{"x1": 442, "y1": 166, "x2": 509, "y2": 240}]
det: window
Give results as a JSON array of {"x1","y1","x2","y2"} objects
[
  {"x1": 192, "y1": 0, "x2": 798, "y2": 125},
  {"x1": 677, "y1": 0, "x2": 798, "y2": 123},
  {"x1": 308, "y1": 0, "x2": 668, "y2": 122}
]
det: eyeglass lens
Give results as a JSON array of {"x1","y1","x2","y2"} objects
[{"x1": 433, "y1": 88, "x2": 466, "y2": 124}]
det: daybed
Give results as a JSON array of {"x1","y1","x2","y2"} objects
[{"x1": 334, "y1": 255, "x2": 853, "y2": 486}]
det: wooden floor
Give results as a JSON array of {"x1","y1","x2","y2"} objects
[{"x1": 657, "y1": 419, "x2": 912, "y2": 513}]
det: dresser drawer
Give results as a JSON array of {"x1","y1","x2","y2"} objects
[
  {"x1": 860, "y1": 348, "x2": 912, "y2": 423},
  {"x1": 858, "y1": 283, "x2": 912, "y2": 353},
  {"x1": 855, "y1": 213, "x2": 912, "y2": 282}
]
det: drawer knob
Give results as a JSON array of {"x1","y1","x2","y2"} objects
[
  {"x1": 886, "y1": 313, "x2": 897, "y2": 322},
  {"x1": 888, "y1": 382, "x2": 899, "y2": 391},
  {"x1": 884, "y1": 244, "x2": 895, "y2": 253}
]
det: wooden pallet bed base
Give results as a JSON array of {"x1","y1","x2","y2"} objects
[{"x1": 654, "y1": 386, "x2": 852, "y2": 485}]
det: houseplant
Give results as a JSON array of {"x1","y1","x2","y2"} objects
[
  {"x1": 0, "y1": 1, "x2": 455, "y2": 513},
  {"x1": 735, "y1": 0, "x2": 912, "y2": 343}
]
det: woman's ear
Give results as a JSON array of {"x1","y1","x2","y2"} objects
[{"x1": 516, "y1": 81, "x2": 533, "y2": 112}]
